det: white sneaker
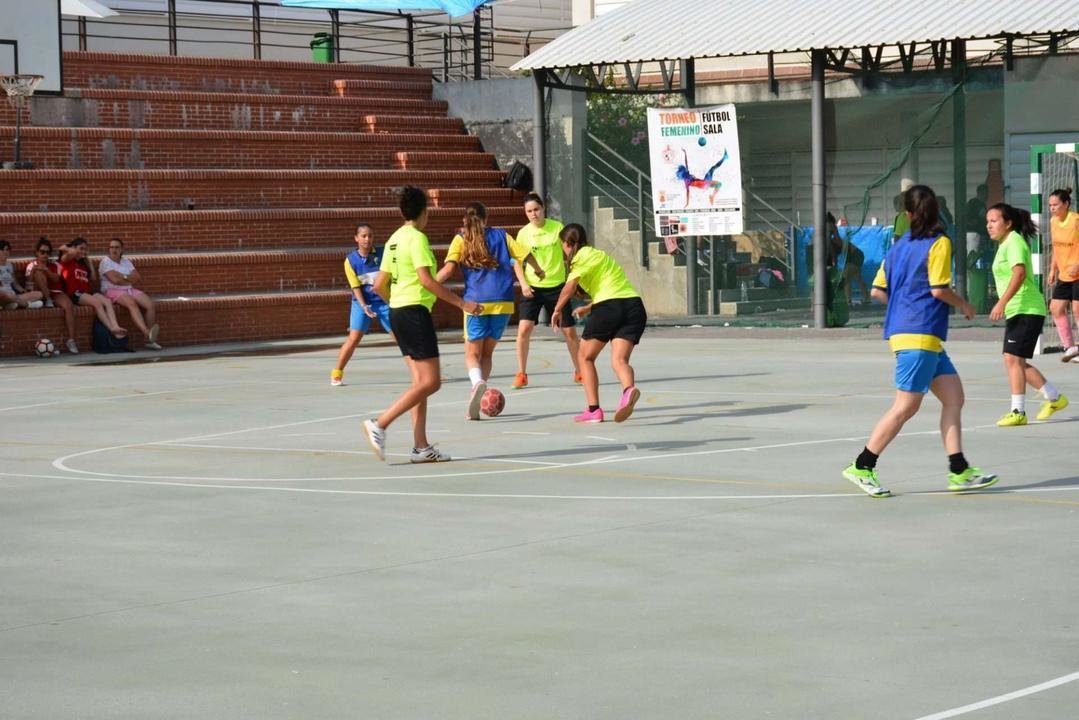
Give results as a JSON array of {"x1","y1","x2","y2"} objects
[
  {"x1": 1063, "y1": 346, "x2": 1079, "y2": 363},
  {"x1": 148, "y1": 323, "x2": 160, "y2": 344},
  {"x1": 66, "y1": 338, "x2": 79, "y2": 355},
  {"x1": 363, "y1": 419, "x2": 386, "y2": 461},
  {"x1": 467, "y1": 380, "x2": 486, "y2": 421},
  {"x1": 144, "y1": 341, "x2": 163, "y2": 351},
  {"x1": 26, "y1": 300, "x2": 44, "y2": 309},
  {"x1": 410, "y1": 445, "x2": 451, "y2": 463}
]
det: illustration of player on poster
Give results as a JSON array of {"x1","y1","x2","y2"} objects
[{"x1": 646, "y1": 104, "x2": 743, "y2": 237}]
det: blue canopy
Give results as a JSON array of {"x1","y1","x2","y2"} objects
[{"x1": 281, "y1": 0, "x2": 490, "y2": 16}]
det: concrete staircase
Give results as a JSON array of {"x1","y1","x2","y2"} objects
[{"x1": 0, "y1": 51, "x2": 522, "y2": 356}]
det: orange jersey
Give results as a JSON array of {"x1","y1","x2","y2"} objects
[{"x1": 1051, "y1": 210, "x2": 1079, "y2": 282}]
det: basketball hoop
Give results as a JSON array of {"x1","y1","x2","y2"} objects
[
  {"x1": 0, "y1": 74, "x2": 42, "y2": 169},
  {"x1": 0, "y1": 74, "x2": 43, "y2": 109}
]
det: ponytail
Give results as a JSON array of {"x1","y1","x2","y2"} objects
[
  {"x1": 459, "y1": 202, "x2": 499, "y2": 269},
  {"x1": 904, "y1": 185, "x2": 945, "y2": 240},
  {"x1": 988, "y1": 202, "x2": 1038, "y2": 242}
]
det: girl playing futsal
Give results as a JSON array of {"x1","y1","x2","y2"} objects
[
  {"x1": 436, "y1": 202, "x2": 543, "y2": 419},
  {"x1": 362, "y1": 187, "x2": 482, "y2": 463},
  {"x1": 331, "y1": 223, "x2": 392, "y2": 386},
  {"x1": 1046, "y1": 188, "x2": 1079, "y2": 362},
  {"x1": 511, "y1": 193, "x2": 581, "y2": 388},
  {"x1": 987, "y1": 203, "x2": 1068, "y2": 426},
  {"x1": 842, "y1": 185, "x2": 997, "y2": 497},
  {"x1": 551, "y1": 224, "x2": 647, "y2": 423}
]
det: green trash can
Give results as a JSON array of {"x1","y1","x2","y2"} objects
[{"x1": 310, "y1": 32, "x2": 334, "y2": 63}]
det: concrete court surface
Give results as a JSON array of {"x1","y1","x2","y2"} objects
[{"x1": 1, "y1": 328, "x2": 1077, "y2": 720}]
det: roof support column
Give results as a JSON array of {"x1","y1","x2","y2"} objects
[
  {"x1": 952, "y1": 39, "x2": 968, "y2": 299},
  {"x1": 682, "y1": 58, "x2": 698, "y2": 314},
  {"x1": 811, "y1": 49, "x2": 827, "y2": 329},
  {"x1": 533, "y1": 68, "x2": 548, "y2": 199}
]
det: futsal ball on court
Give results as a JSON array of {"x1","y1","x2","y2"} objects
[
  {"x1": 480, "y1": 387, "x2": 505, "y2": 417},
  {"x1": 34, "y1": 338, "x2": 56, "y2": 358}
]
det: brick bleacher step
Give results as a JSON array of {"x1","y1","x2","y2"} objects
[
  {"x1": 0, "y1": 206, "x2": 527, "y2": 255},
  {"x1": 361, "y1": 115, "x2": 464, "y2": 133},
  {"x1": 8, "y1": 126, "x2": 482, "y2": 170},
  {"x1": 331, "y1": 79, "x2": 433, "y2": 98},
  {"x1": 0, "y1": 284, "x2": 480, "y2": 357},
  {"x1": 393, "y1": 152, "x2": 498, "y2": 170},
  {"x1": 64, "y1": 51, "x2": 432, "y2": 97},
  {"x1": 5, "y1": 88, "x2": 450, "y2": 131},
  {"x1": 0, "y1": 169, "x2": 508, "y2": 212}
]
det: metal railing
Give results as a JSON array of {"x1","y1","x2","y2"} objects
[
  {"x1": 584, "y1": 130, "x2": 801, "y2": 303},
  {"x1": 62, "y1": 0, "x2": 565, "y2": 81},
  {"x1": 584, "y1": 131, "x2": 655, "y2": 268}
]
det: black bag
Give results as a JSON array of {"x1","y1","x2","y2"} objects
[
  {"x1": 92, "y1": 319, "x2": 134, "y2": 354},
  {"x1": 502, "y1": 161, "x2": 533, "y2": 193}
]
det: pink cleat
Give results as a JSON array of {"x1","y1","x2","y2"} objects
[
  {"x1": 573, "y1": 407, "x2": 604, "y2": 423},
  {"x1": 614, "y1": 386, "x2": 640, "y2": 423}
]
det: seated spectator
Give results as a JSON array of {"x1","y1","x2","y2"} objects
[
  {"x1": 0, "y1": 240, "x2": 44, "y2": 310},
  {"x1": 58, "y1": 237, "x2": 127, "y2": 340},
  {"x1": 26, "y1": 237, "x2": 80, "y2": 353},
  {"x1": 100, "y1": 238, "x2": 161, "y2": 350}
]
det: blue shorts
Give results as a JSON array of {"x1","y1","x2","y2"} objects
[
  {"x1": 894, "y1": 349, "x2": 957, "y2": 393},
  {"x1": 465, "y1": 313, "x2": 511, "y2": 341},
  {"x1": 349, "y1": 299, "x2": 391, "y2": 334}
]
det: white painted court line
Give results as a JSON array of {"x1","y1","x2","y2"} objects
[{"x1": 911, "y1": 670, "x2": 1079, "y2": 720}]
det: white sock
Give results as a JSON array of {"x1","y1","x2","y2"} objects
[
  {"x1": 1040, "y1": 380, "x2": 1060, "y2": 402},
  {"x1": 1011, "y1": 394, "x2": 1026, "y2": 413},
  {"x1": 468, "y1": 367, "x2": 484, "y2": 386}
]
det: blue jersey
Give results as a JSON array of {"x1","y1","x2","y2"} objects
[
  {"x1": 875, "y1": 232, "x2": 952, "y2": 351},
  {"x1": 346, "y1": 248, "x2": 387, "y2": 306},
  {"x1": 462, "y1": 228, "x2": 515, "y2": 304}
]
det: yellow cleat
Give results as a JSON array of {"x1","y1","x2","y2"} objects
[
  {"x1": 1036, "y1": 394, "x2": 1069, "y2": 421},
  {"x1": 996, "y1": 410, "x2": 1028, "y2": 427}
]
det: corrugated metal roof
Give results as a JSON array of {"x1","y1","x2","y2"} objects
[{"x1": 511, "y1": 0, "x2": 1075, "y2": 70}]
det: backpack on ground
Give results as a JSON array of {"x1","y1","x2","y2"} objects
[
  {"x1": 502, "y1": 161, "x2": 533, "y2": 193},
  {"x1": 92, "y1": 319, "x2": 133, "y2": 354}
]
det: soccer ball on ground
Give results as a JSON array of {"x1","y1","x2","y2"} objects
[
  {"x1": 480, "y1": 387, "x2": 505, "y2": 417},
  {"x1": 34, "y1": 338, "x2": 56, "y2": 358}
]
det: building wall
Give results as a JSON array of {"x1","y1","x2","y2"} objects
[{"x1": 1002, "y1": 55, "x2": 1079, "y2": 211}]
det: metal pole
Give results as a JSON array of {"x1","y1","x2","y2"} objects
[
  {"x1": 472, "y1": 11, "x2": 482, "y2": 80},
  {"x1": 638, "y1": 172, "x2": 647, "y2": 268},
  {"x1": 167, "y1": 0, "x2": 178, "y2": 56},
  {"x1": 330, "y1": 10, "x2": 341, "y2": 63},
  {"x1": 682, "y1": 58, "x2": 697, "y2": 314},
  {"x1": 709, "y1": 236, "x2": 716, "y2": 314},
  {"x1": 532, "y1": 69, "x2": 547, "y2": 198},
  {"x1": 406, "y1": 15, "x2": 415, "y2": 67},
  {"x1": 13, "y1": 101, "x2": 22, "y2": 165},
  {"x1": 442, "y1": 32, "x2": 449, "y2": 82},
  {"x1": 252, "y1": 1, "x2": 262, "y2": 60},
  {"x1": 952, "y1": 39, "x2": 968, "y2": 299},
  {"x1": 811, "y1": 48, "x2": 827, "y2": 329},
  {"x1": 78, "y1": 16, "x2": 87, "y2": 51}
]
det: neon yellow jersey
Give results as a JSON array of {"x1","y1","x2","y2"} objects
[
  {"x1": 445, "y1": 232, "x2": 528, "y2": 316},
  {"x1": 567, "y1": 246, "x2": 639, "y2": 304},
  {"x1": 516, "y1": 218, "x2": 565, "y2": 288},
  {"x1": 380, "y1": 224, "x2": 437, "y2": 310}
]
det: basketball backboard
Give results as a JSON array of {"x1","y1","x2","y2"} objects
[{"x1": 0, "y1": 0, "x2": 62, "y2": 94}]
